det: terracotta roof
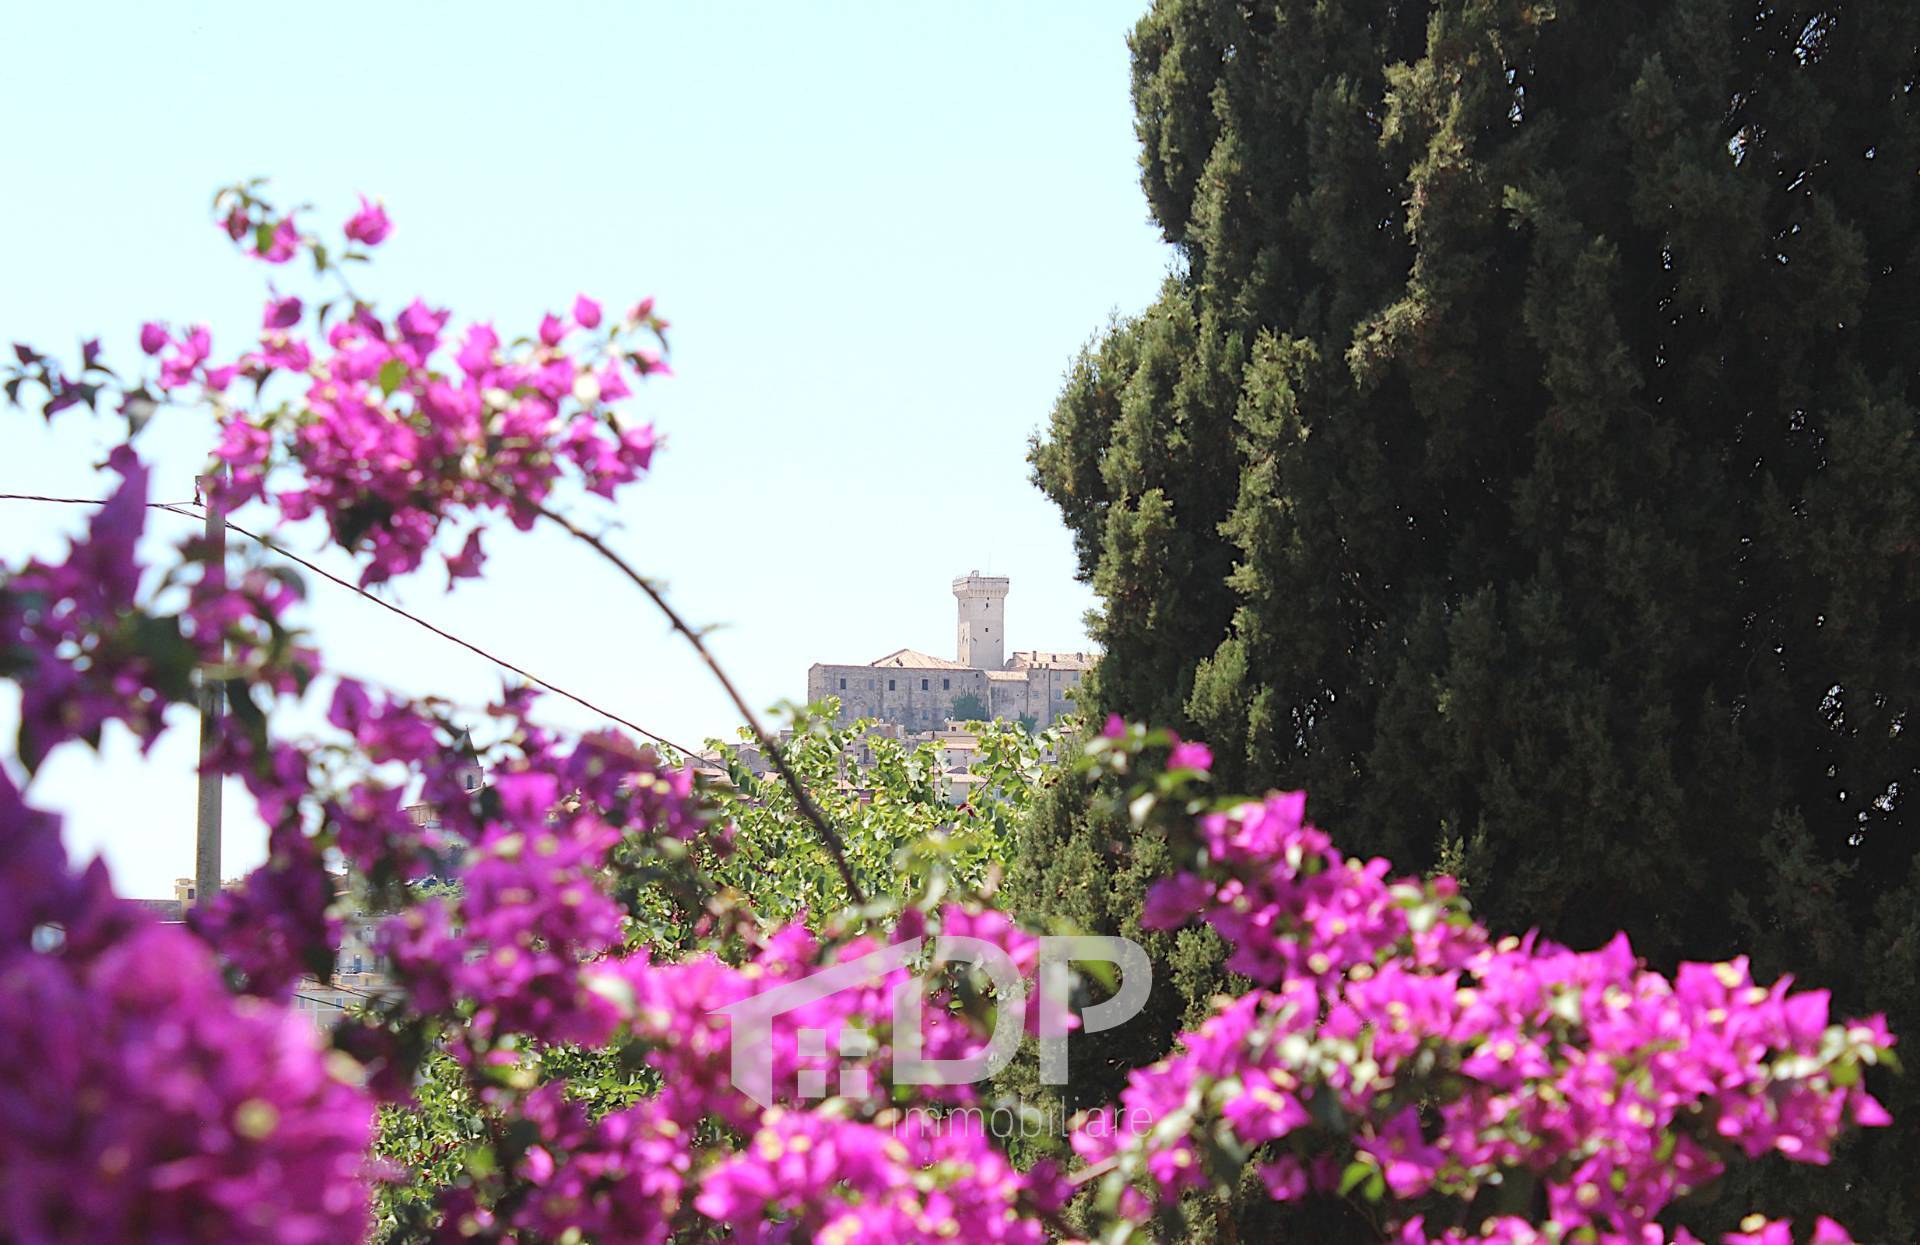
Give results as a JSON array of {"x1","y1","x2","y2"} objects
[
  {"x1": 986, "y1": 670, "x2": 1028, "y2": 681},
  {"x1": 1007, "y1": 650, "x2": 1096, "y2": 671},
  {"x1": 868, "y1": 648, "x2": 970, "y2": 670}
]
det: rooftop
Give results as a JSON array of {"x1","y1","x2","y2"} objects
[
  {"x1": 1008, "y1": 650, "x2": 1096, "y2": 671},
  {"x1": 868, "y1": 648, "x2": 971, "y2": 670}
]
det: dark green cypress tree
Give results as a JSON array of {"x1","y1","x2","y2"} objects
[{"x1": 1012, "y1": 1, "x2": 1920, "y2": 1236}]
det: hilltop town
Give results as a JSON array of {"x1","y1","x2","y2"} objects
[{"x1": 806, "y1": 572, "x2": 1093, "y2": 733}]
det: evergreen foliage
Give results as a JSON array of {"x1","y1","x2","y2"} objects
[{"x1": 1015, "y1": 1, "x2": 1920, "y2": 1236}]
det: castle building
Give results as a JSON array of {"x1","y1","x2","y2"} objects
[{"x1": 806, "y1": 573, "x2": 1095, "y2": 730}]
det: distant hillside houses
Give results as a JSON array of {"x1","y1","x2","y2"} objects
[
  {"x1": 806, "y1": 573, "x2": 1094, "y2": 731},
  {"x1": 695, "y1": 720, "x2": 1016, "y2": 808}
]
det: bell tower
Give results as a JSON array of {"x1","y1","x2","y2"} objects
[{"x1": 953, "y1": 571, "x2": 1010, "y2": 670}]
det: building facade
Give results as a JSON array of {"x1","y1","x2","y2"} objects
[{"x1": 806, "y1": 573, "x2": 1095, "y2": 731}]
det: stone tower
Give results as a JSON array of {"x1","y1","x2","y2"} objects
[
  {"x1": 453, "y1": 728, "x2": 485, "y2": 794},
  {"x1": 953, "y1": 571, "x2": 1011, "y2": 670}
]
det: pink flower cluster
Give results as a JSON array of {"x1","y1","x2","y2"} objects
[
  {"x1": 696, "y1": 1108, "x2": 1061, "y2": 1245},
  {"x1": 150, "y1": 196, "x2": 672, "y2": 587},
  {"x1": 489, "y1": 1087, "x2": 691, "y2": 1245},
  {"x1": 1381, "y1": 1213, "x2": 1858, "y2": 1245},
  {"x1": 353, "y1": 719, "x2": 706, "y2": 1048},
  {"x1": 451, "y1": 1081, "x2": 1061, "y2": 1245},
  {"x1": 0, "y1": 772, "x2": 373, "y2": 1245},
  {"x1": 1069, "y1": 789, "x2": 1894, "y2": 1244},
  {"x1": 384, "y1": 773, "x2": 628, "y2": 1047},
  {"x1": 372, "y1": 875, "x2": 1068, "y2": 1240},
  {"x1": 0, "y1": 448, "x2": 162, "y2": 767},
  {"x1": 0, "y1": 446, "x2": 313, "y2": 772},
  {"x1": 424, "y1": 914, "x2": 1068, "y2": 1243},
  {"x1": 593, "y1": 910, "x2": 1035, "y2": 1121},
  {"x1": 190, "y1": 823, "x2": 339, "y2": 997}
]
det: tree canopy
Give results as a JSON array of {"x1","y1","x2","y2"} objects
[{"x1": 1022, "y1": 0, "x2": 1920, "y2": 1236}]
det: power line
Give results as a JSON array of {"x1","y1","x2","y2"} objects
[
  {"x1": 294, "y1": 986, "x2": 400, "y2": 1010},
  {"x1": 313, "y1": 979, "x2": 391, "y2": 1001},
  {"x1": 0, "y1": 491, "x2": 713, "y2": 760},
  {"x1": 294, "y1": 992, "x2": 348, "y2": 1011},
  {"x1": 162, "y1": 503, "x2": 713, "y2": 758},
  {"x1": 0, "y1": 492, "x2": 199, "y2": 507}
]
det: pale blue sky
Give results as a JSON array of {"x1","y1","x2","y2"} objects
[{"x1": 0, "y1": 2, "x2": 1170, "y2": 895}]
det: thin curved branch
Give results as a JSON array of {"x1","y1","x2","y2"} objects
[{"x1": 533, "y1": 502, "x2": 866, "y2": 905}]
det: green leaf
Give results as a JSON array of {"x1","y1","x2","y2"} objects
[
  {"x1": 377, "y1": 358, "x2": 408, "y2": 396},
  {"x1": 225, "y1": 681, "x2": 269, "y2": 749},
  {"x1": 121, "y1": 389, "x2": 158, "y2": 437}
]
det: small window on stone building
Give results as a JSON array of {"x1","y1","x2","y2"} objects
[
  {"x1": 921, "y1": 678, "x2": 929, "y2": 690},
  {"x1": 943, "y1": 678, "x2": 950, "y2": 689},
  {"x1": 839, "y1": 678, "x2": 846, "y2": 689},
  {"x1": 888, "y1": 679, "x2": 896, "y2": 691}
]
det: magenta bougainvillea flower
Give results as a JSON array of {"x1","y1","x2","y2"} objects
[
  {"x1": 0, "y1": 772, "x2": 373, "y2": 1245},
  {"x1": 343, "y1": 194, "x2": 390, "y2": 246}
]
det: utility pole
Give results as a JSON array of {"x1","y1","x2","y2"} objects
[{"x1": 193, "y1": 473, "x2": 225, "y2": 908}]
